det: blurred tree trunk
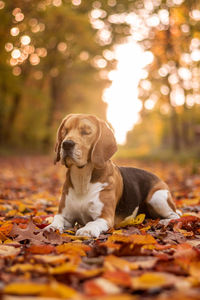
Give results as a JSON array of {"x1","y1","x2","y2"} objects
[
  {"x1": 42, "y1": 76, "x2": 62, "y2": 149},
  {"x1": 171, "y1": 107, "x2": 181, "y2": 152},
  {"x1": 182, "y1": 105, "x2": 191, "y2": 148},
  {"x1": 5, "y1": 93, "x2": 21, "y2": 141},
  {"x1": 0, "y1": 83, "x2": 7, "y2": 143}
]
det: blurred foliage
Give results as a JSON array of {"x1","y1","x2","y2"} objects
[
  {"x1": 1, "y1": 0, "x2": 200, "y2": 158},
  {"x1": 125, "y1": 0, "x2": 200, "y2": 159},
  {"x1": 0, "y1": 0, "x2": 134, "y2": 152}
]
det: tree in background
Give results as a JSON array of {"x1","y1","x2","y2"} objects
[
  {"x1": 127, "y1": 0, "x2": 200, "y2": 154},
  {"x1": 0, "y1": 0, "x2": 134, "y2": 151}
]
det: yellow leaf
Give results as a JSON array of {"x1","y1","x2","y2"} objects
[
  {"x1": 116, "y1": 214, "x2": 145, "y2": 228},
  {"x1": 41, "y1": 281, "x2": 78, "y2": 298},
  {"x1": 48, "y1": 262, "x2": 77, "y2": 274},
  {"x1": 4, "y1": 281, "x2": 78, "y2": 298},
  {"x1": 132, "y1": 273, "x2": 167, "y2": 289},
  {"x1": 18, "y1": 203, "x2": 26, "y2": 212},
  {"x1": 8, "y1": 263, "x2": 46, "y2": 273},
  {"x1": 4, "y1": 282, "x2": 47, "y2": 295},
  {"x1": 61, "y1": 233, "x2": 90, "y2": 240}
]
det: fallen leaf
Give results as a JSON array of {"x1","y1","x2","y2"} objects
[
  {"x1": 56, "y1": 242, "x2": 91, "y2": 256},
  {"x1": 116, "y1": 214, "x2": 145, "y2": 228},
  {"x1": 27, "y1": 244, "x2": 55, "y2": 254},
  {"x1": 0, "y1": 245, "x2": 20, "y2": 258},
  {"x1": 108, "y1": 233, "x2": 157, "y2": 245}
]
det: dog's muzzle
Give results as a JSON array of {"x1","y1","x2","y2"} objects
[{"x1": 62, "y1": 140, "x2": 75, "y2": 151}]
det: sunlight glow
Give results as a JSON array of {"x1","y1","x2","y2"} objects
[{"x1": 103, "y1": 41, "x2": 147, "y2": 144}]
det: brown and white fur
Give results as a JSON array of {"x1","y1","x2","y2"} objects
[{"x1": 45, "y1": 114, "x2": 181, "y2": 237}]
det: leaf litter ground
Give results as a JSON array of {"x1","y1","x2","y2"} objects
[{"x1": 0, "y1": 156, "x2": 200, "y2": 300}]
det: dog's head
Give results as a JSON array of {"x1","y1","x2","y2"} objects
[{"x1": 54, "y1": 114, "x2": 117, "y2": 169}]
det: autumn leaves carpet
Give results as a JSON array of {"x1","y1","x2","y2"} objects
[{"x1": 0, "y1": 156, "x2": 200, "y2": 300}]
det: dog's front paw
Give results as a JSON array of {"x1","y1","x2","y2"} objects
[
  {"x1": 158, "y1": 219, "x2": 172, "y2": 226},
  {"x1": 44, "y1": 214, "x2": 66, "y2": 233},
  {"x1": 44, "y1": 223, "x2": 64, "y2": 233},
  {"x1": 76, "y1": 224, "x2": 100, "y2": 238}
]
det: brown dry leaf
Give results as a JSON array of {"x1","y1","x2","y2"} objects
[{"x1": 10, "y1": 220, "x2": 47, "y2": 244}]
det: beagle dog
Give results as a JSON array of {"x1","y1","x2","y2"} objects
[{"x1": 45, "y1": 114, "x2": 180, "y2": 237}]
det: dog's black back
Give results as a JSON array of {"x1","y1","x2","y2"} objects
[{"x1": 116, "y1": 167, "x2": 159, "y2": 218}]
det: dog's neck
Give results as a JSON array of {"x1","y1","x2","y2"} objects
[{"x1": 69, "y1": 163, "x2": 93, "y2": 195}]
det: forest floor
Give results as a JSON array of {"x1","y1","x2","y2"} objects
[{"x1": 0, "y1": 156, "x2": 200, "y2": 300}]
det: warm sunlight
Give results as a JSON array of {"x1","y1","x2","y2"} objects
[{"x1": 103, "y1": 41, "x2": 153, "y2": 144}]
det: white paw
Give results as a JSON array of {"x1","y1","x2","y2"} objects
[
  {"x1": 76, "y1": 224, "x2": 100, "y2": 238},
  {"x1": 159, "y1": 219, "x2": 171, "y2": 226},
  {"x1": 44, "y1": 223, "x2": 64, "y2": 233}
]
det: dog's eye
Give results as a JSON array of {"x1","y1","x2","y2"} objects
[{"x1": 80, "y1": 129, "x2": 91, "y2": 135}]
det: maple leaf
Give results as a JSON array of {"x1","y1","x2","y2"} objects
[{"x1": 9, "y1": 219, "x2": 48, "y2": 244}]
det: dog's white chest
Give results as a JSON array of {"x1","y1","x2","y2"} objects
[{"x1": 62, "y1": 182, "x2": 107, "y2": 225}]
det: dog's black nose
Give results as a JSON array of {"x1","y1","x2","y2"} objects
[{"x1": 62, "y1": 140, "x2": 75, "y2": 150}]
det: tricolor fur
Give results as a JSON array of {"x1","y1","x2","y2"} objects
[{"x1": 45, "y1": 114, "x2": 180, "y2": 237}]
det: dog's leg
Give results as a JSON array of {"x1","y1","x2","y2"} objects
[
  {"x1": 76, "y1": 218, "x2": 108, "y2": 238},
  {"x1": 45, "y1": 214, "x2": 72, "y2": 233},
  {"x1": 148, "y1": 189, "x2": 181, "y2": 225}
]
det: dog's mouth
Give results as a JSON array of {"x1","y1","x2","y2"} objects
[{"x1": 61, "y1": 149, "x2": 86, "y2": 169}]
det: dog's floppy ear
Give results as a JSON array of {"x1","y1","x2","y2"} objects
[
  {"x1": 91, "y1": 119, "x2": 117, "y2": 169},
  {"x1": 54, "y1": 114, "x2": 72, "y2": 164}
]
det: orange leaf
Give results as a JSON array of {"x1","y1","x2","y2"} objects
[
  {"x1": 108, "y1": 234, "x2": 156, "y2": 245},
  {"x1": 56, "y1": 242, "x2": 91, "y2": 256},
  {"x1": 27, "y1": 244, "x2": 55, "y2": 254},
  {"x1": 103, "y1": 270, "x2": 132, "y2": 287},
  {"x1": 84, "y1": 280, "x2": 106, "y2": 296},
  {"x1": 41, "y1": 281, "x2": 78, "y2": 298},
  {"x1": 84, "y1": 278, "x2": 121, "y2": 296},
  {"x1": 0, "y1": 223, "x2": 13, "y2": 236},
  {"x1": 104, "y1": 255, "x2": 137, "y2": 272}
]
